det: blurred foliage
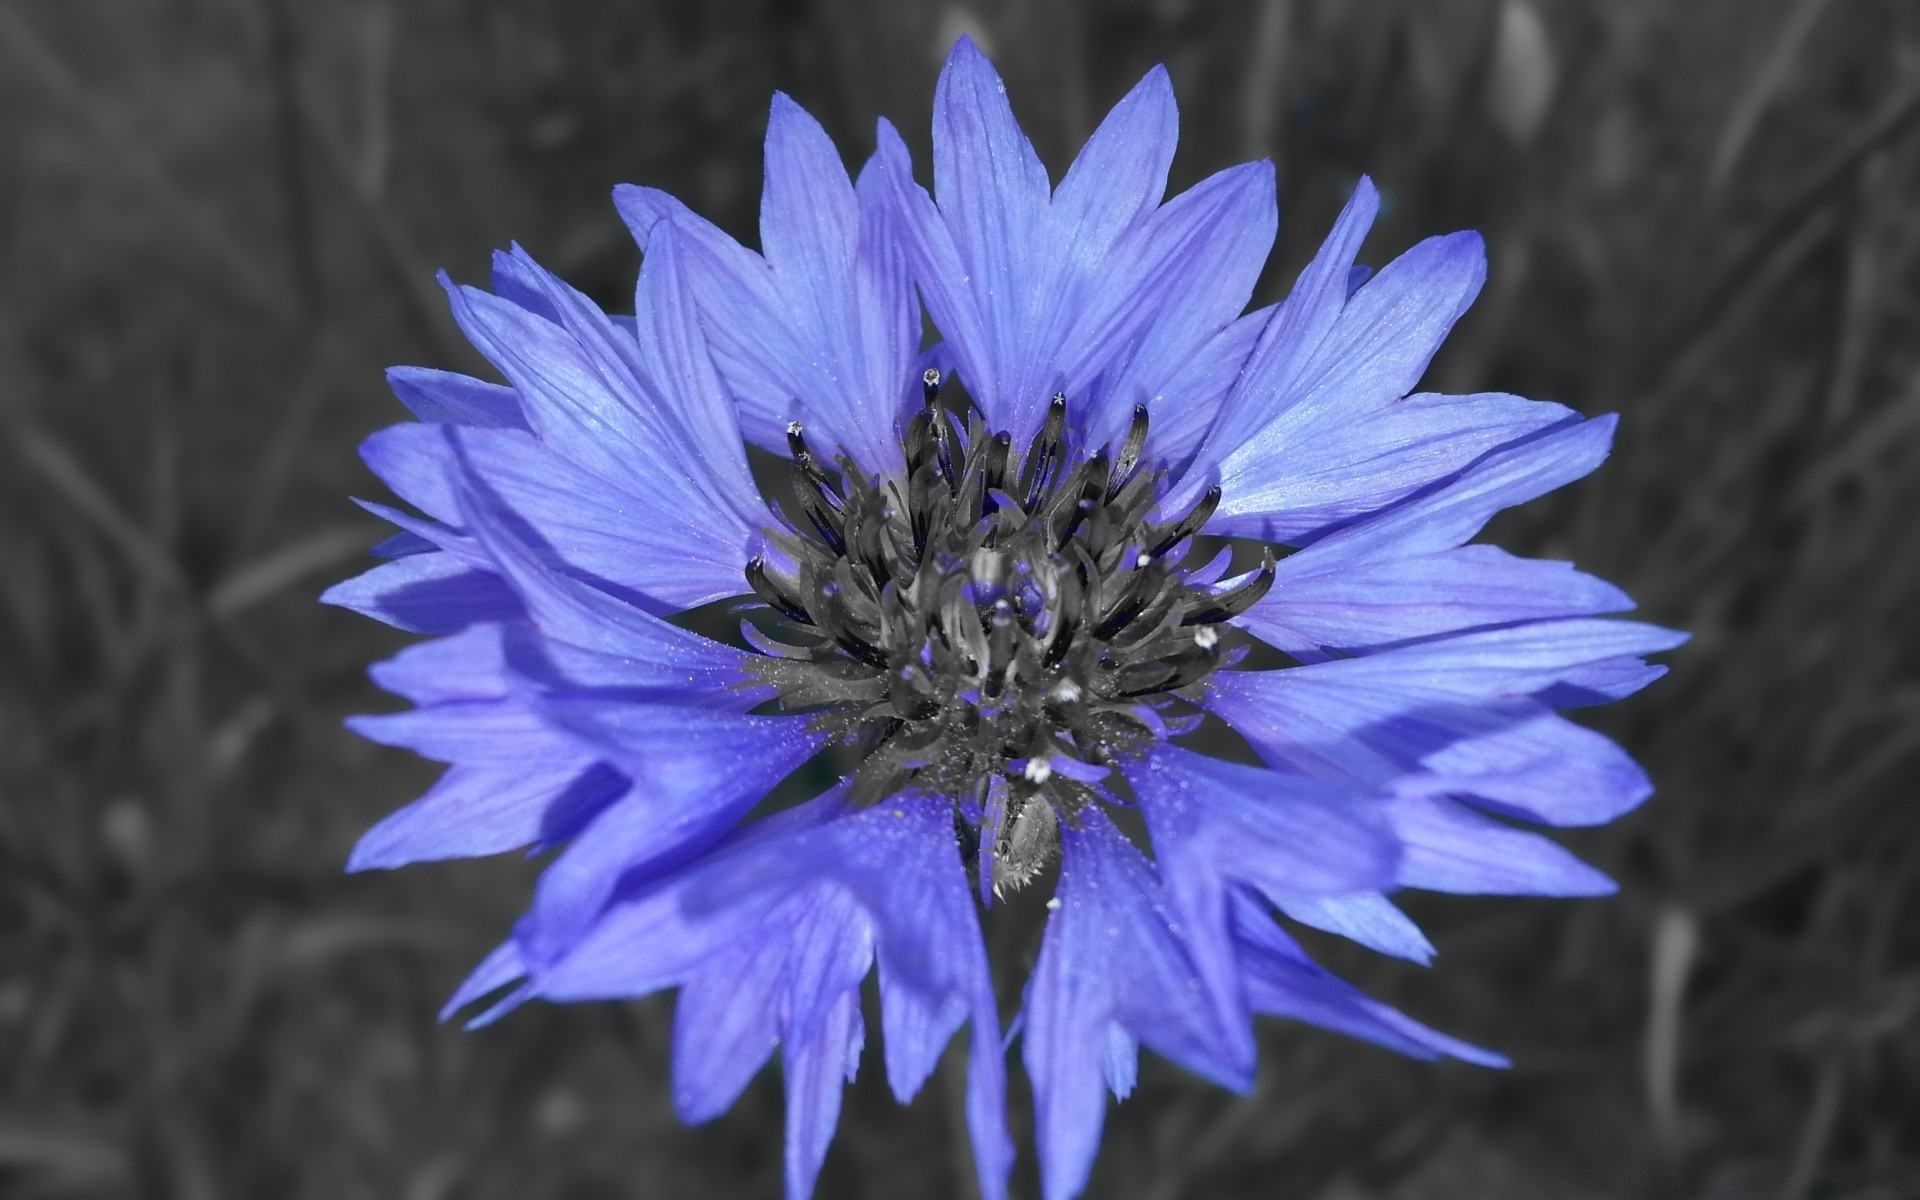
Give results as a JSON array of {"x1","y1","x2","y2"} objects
[{"x1": 3, "y1": 0, "x2": 1918, "y2": 1196}]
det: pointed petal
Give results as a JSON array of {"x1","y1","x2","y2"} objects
[
  {"x1": 683, "y1": 793, "x2": 1014, "y2": 1198},
  {"x1": 1049, "y1": 65, "x2": 1176, "y2": 268},
  {"x1": 1175, "y1": 176, "x2": 1379, "y2": 498},
  {"x1": 1127, "y1": 743, "x2": 1399, "y2": 1062},
  {"x1": 1242, "y1": 543, "x2": 1634, "y2": 654},
  {"x1": 930, "y1": 36, "x2": 1051, "y2": 424},
  {"x1": 613, "y1": 183, "x2": 799, "y2": 450},
  {"x1": 1293, "y1": 414, "x2": 1620, "y2": 567},
  {"x1": 438, "y1": 422, "x2": 751, "y2": 613},
  {"x1": 346, "y1": 760, "x2": 624, "y2": 871},
  {"x1": 515, "y1": 701, "x2": 827, "y2": 962},
  {"x1": 441, "y1": 939, "x2": 529, "y2": 1022},
  {"x1": 1063, "y1": 161, "x2": 1278, "y2": 448},
  {"x1": 872, "y1": 118, "x2": 995, "y2": 417},
  {"x1": 451, "y1": 443, "x2": 768, "y2": 704},
  {"x1": 784, "y1": 986, "x2": 865, "y2": 1200},
  {"x1": 385, "y1": 366, "x2": 527, "y2": 429},
  {"x1": 1232, "y1": 894, "x2": 1506, "y2": 1065},
  {"x1": 1274, "y1": 892, "x2": 1437, "y2": 965},
  {"x1": 672, "y1": 940, "x2": 786, "y2": 1123},
  {"x1": 366, "y1": 624, "x2": 509, "y2": 704},
  {"x1": 1210, "y1": 392, "x2": 1575, "y2": 541},
  {"x1": 752, "y1": 96, "x2": 915, "y2": 472},
  {"x1": 1025, "y1": 810, "x2": 1249, "y2": 1200},
  {"x1": 1389, "y1": 795, "x2": 1617, "y2": 895},
  {"x1": 320, "y1": 553, "x2": 521, "y2": 634}
]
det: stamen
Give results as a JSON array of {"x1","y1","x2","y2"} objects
[{"x1": 742, "y1": 389, "x2": 1250, "y2": 893}]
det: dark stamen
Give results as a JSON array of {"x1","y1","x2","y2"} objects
[{"x1": 742, "y1": 388, "x2": 1259, "y2": 896}]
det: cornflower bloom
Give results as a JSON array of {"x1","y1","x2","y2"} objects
[{"x1": 327, "y1": 37, "x2": 1683, "y2": 1200}]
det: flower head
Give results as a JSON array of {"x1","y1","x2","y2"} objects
[{"x1": 328, "y1": 36, "x2": 1683, "y2": 1200}]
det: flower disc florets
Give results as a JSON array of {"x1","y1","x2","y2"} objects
[{"x1": 743, "y1": 371, "x2": 1275, "y2": 892}]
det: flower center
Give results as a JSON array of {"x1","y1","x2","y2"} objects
[{"x1": 741, "y1": 372, "x2": 1274, "y2": 892}]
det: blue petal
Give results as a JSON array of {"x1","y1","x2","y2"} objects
[
  {"x1": 1208, "y1": 392, "x2": 1576, "y2": 542},
  {"x1": 1388, "y1": 795, "x2": 1617, "y2": 896},
  {"x1": 1126, "y1": 742, "x2": 1400, "y2": 1050},
  {"x1": 1537, "y1": 656, "x2": 1670, "y2": 707},
  {"x1": 1273, "y1": 892, "x2": 1436, "y2": 965},
  {"x1": 755, "y1": 95, "x2": 917, "y2": 473},
  {"x1": 440, "y1": 939, "x2": 529, "y2": 1023},
  {"x1": 366, "y1": 624, "x2": 509, "y2": 704},
  {"x1": 1180, "y1": 220, "x2": 1492, "y2": 526},
  {"x1": 928, "y1": 36, "x2": 1051, "y2": 431},
  {"x1": 370, "y1": 529, "x2": 435, "y2": 558},
  {"x1": 1047, "y1": 66, "x2": 1177, "y2": 277},
  {"x1": 673, "y1": 937, "x2": 788, "y2": 1121},
  {"x1": 1024, "y1": 809, "x2": 1249, "y2": 1200},
  {"x1": 784, "y1": 985, "x2": 866, "y2": 1200},
  {"x1": 519, "y1": 793, "x2": 1008, "y2": 1196},
  {"x1": 453, "y1": 467, "x2": 770, "y2": 704},
  {"x1": 777, "y1": 889, "x2": 873, "y2": 1199},
  {"x1": 614, "y1": 182, "x2": 798, "y2": 450},
  {"x1": 1173, "y1": 177, "x2": 1379, "y2": 501},
  {"x1": 1064, "y1": 161, "x2": 1278, "y2": 449},
  {"x1": 1285, "y1": 618, "x2": 1689, "y2": 696},
  {"x1": 345, "y1": 698, "x2": 577, "y2": 765},
  {"x1": 347, "y1": 760, "x2": 623, "y2": 871},
  {"x1": 382, "y1": 421, "x2": 750, "y2": 614},
  {"x1": 515, "y1": 699, "x2": 828, "y2": 963},
  {"x1": 385, "y1": 366, "x2": 527, "y2": 430},
  {"x1": 1403, "y1": 707, "x2": 1654, "y2": 827},
  {"x1": 1145, "y1": 305, "x2": 1274, "y2": 468},
  {"x1": 684, "y1": 795, "x2": 1014, "y2": 1200},
  {"x1": 1231, "y1": 893, "x2": 1507, "y2": 1065},
  {"x1": 320, "y1": 552, "x2": 521, "y2": 634},
  {"x1": 1205, "y1": 621, "x2": 1682, "y2": 827},
  {"x1": 627, "y1": 225, "x2": 774, "y2": 515},
  {"x1": 1245, "y1": 543, "x2": 1633, "y2": 654},
  {"x1": 613, "y1": 116, "x2": 919, "y2": 469},
  {"x1": 437, "y1": 247, "x2": 763, "y2": 582},
  {"x1": 1278, "y1": 414, "x2": 1620, "y2": 568}
]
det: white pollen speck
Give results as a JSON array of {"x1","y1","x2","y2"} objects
[
  {"x1": 1050, "y1": 680, "x2": 1082, "y2": 703},
  {"x1": 1023, "y1": 758, "x2": 1054, "y2": 784},
  {"x1": 1046, "y1": 897, "x2": 1061, "y2": 910},
  {"x1": 1194, "y1": 625, "x2": 1220, "y2": 649},
  {"x1": 1135, "y1": 551, "x2": 1153, "y2": 568}
]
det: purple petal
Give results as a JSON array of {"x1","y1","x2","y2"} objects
[
  {"x1": 516, "y1": 700, "x2": 828, "y2": 963},
  {"x1": 385, "y1": 366, "x2": 527, "y2": 430},
  {"x1": 1126, "y1": 742, "x2": 1398, "y2": 1066},
  {"x1": 784, "y1": 986, "x2": 866, "y2": 1200},
  {"x1": 1388, "y1": 795, "x2": 1617, "y2": 896},
  {"x1": 930, "y1": 36, "x2": 1051, "y2": 426},
  {"x1": 1209, "y1": 392, "x2": 1575, "y2": 542},
  {"x1": 1232, "y1": 893, "x2": 1507, "y2": 1065},
  {"x1": 1274, "y1": 892, "x2": 1436, "y2": 964},
  {"x1": 1024, "y1": 809, "x2": 1249, "y2": 1200},
  {"x1": 1242, "y1": 543, "x2": 1634, "y2": 655},
  {"x1": 319, "y1": 552, "x2": 521, "y2": 635},
  {"x1": 347, "y1": 760, "x2": 623, "y2": 871},
  {"x1": 1173, "y1": 176, "x2": 1379, "y2": 503},
  {"x1": 366, "y1": 624, "x2": 509, "y2": 704},
  {"x1": 1294, "y1": 414, "x2": 1620, "y2": 567},
  {"x1": 1064, "y1": 161, "x2": 1278, "y2": 449},
  {"x1": 1048, "y1": 65, "x2": 1177, "y2": 273},
  {"x1": 613, "y1": 183, "x2": 798, "y2": 450}
]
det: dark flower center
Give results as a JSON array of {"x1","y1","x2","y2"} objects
[{"x1": 742, "y1": 371, "x2": 1274, "y2": 892}]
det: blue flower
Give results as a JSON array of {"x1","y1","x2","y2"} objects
[{"x1": 327, "y1": 36, "x2": 1683, "y2": 1200}]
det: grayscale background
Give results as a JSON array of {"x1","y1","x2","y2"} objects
[{"x1": 2, "y1": 1, "x2": 1916, "y2": 1196}]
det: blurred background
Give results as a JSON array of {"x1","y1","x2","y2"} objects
[{"x1": 3, "y1": 0, "x2": 1917, "y2": 1196}]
